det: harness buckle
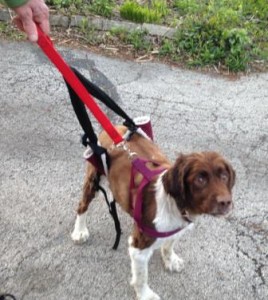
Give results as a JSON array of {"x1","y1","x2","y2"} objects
[{"x1": 113, "y1": 141, "x2": 137, "y2": 160}]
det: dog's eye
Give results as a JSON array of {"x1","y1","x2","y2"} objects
[
  {"x1": 220, "y1": 171, "x2": 229, "y2": 182},
  {"x1": 194, "y1": 173, "x2": 208, "y2": 187}
]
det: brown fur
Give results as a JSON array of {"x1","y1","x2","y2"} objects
[
  {"x1": 75, "y1": 125, "x2": 235, "y2": 249},
  {"x1": 162, "y1": 152, "x2": 236, "y2": 216}
]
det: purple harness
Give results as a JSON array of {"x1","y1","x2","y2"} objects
[{"x1": 130, "y1": 157, "x2": 185, "y2": 238}]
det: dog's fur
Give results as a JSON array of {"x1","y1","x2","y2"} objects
[{"x1": 71, "y1": 125, "x2": 235, "y2": 300}]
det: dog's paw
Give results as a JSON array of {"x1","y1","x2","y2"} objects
[
  {"x1": 162, "y1": 253, "x2": 184, "y2": 273},
  {"x1": 71, "y1": 227, "x2": 89, "y2": 244},
  {"x1": 138, "y1": 287, "x2": 160, "y2": 300}
]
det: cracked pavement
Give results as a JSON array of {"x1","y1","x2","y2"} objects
[{"x1": 0, "y1": 40, "x2": 267, "y2": 300}]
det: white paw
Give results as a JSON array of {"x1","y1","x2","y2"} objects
[
  {"x1": 138, "y1": 286, "x2": 160, "y2": 300},
  {"x1": 163, "y1": 253, "x2": 184, "y2": 273},
  {"x1": 71, "y1": 227, "x2": 89, "y2": 244}
]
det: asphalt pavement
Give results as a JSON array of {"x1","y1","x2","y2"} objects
[{"x1": 0, "y1": 40, "x2": 267, "y2": 300}]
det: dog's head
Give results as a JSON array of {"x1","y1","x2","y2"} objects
[{"x1": 163, "y1": 152, "x2": 235, "y2": 217}]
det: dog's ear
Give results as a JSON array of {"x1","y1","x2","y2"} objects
[
  {"x1": 224, "y1": 161, "x2": 236, "y2": 189},
  {"x1": 162, "y1": 154, "x2": 190, "y2": 210}
]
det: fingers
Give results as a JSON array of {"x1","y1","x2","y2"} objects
[
  {"x1": 12, "y1": 0, "x2": 50, "y2": 42},
  {"x1": 37, "y1": 18, "x2": 50, "y2": 36},
  {"x1": 20, "y1": 9, "x2": 38, "y2": 42},
  {"x1": 32, "y1": 3, "x2": 50, "y2": 35},
  {"x1": 13, "y1": 8, "x2": 38, "y2": 42}
]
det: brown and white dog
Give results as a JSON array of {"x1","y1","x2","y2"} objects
[{"x1": 71, "y1": 125, "x2": 235, "y2": 300}]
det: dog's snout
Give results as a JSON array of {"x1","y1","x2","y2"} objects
[
  {"x1": 212, "y1": 194, "x2": 233, "y2": 216},
  {"x1": 217, "y1": 195, "x2": 232, "y2": 208}
]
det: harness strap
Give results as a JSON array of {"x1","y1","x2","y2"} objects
[
  {"x1": 37, "y1": 26, "x2": 123, "y2": 145},
  {"x1": 65, "y1": 77, "x2": 110, "y2": 174},
  {"x1": 131, "y1": 158, "x2": 186, "y2": 238},
  {"x1": 110, "y1": 200, "x2": 122, "y2": 250},
  {"x1": 132, "y1": 158, "x2": 165, "y2": 180},
  {"x1": 65, "y1": 78, "x2": 98, "y2": 145},
  {"x1": 69, "y1": 68, "x2": 137, "y2": 131},
  {"x1": 97, "y1": 184, "x2": 122, "y2": 250}
]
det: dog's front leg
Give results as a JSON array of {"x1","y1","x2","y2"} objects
[
  {"x1": 161, "y1": 239, "x2": 184, "y2": 273},
  {"x1": 129, "y1": 237, "x2": 160, "y2": 300}
]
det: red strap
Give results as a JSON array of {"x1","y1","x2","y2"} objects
[{"x1": 36, "y1": 26, "x2": 123, "y2": 145}]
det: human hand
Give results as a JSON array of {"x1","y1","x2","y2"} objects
[{"x1": 12, "y1": 0, "x2": 49, "y2": 42}]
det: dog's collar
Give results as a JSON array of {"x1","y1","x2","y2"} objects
[{"x1": 130, "y1": 157, "x2": 191, "y2": 238}]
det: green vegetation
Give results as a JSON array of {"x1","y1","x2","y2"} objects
[
  {"x1": 78, "y1": 18, "x2": 100, "y2": 44},
  {"x1": 47, "y1": 0, "x2": 83, "y2": 9},
  {"x1": 169, "y1": 0, "x2": 268, "y2": 71},
  {"x1": 120, "y1": 0, "x2": 168, "y2": 24},
  {"x1": 158, "y1": 38, "x2": 176, "y2": 58},
  {"x1": 110, "y1": 27, "x2": 151, "y2": 51},
  {"x1": 47, "y1": 0, "x2": 115, "y2": 18},
  {"x1": 118, "y1": 0, "x2": 267, "y2": 71},
  {"x1": 172, "y1": 22, "x2": 253, "y2": 71},
  {"x1": 0, "y1": 0, "x2": 267, "y2": 72},
  {"x1": 174, "y1": 0, "x2": 200, "y2": 15},
  {"x1": 0, "y1": 21, "x2": 24, "y2": 40},
  {"x1": 90, "y1": 0, "x2": 114, "y2": 18}
]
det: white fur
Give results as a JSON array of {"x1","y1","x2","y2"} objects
[
  {"x1": 71, "y1": 213, "x2": 90, "y2": 244},
  {"x1": 129, "y1": 237, "x2": 160, "y2": 300},
  {"x1": 128, "y1": 173, "x2": 194, "y2": 300},
  {"x1": 71, "y1": 176, "x2": 113, "y2": 244},
  {"x1": 71, "y1": 172, "x2": 194, "y2": 299},
  {"x1": 71, "y1": 173, "x2": 194, "y2": 299},
  {"x1": 154, "y1": 172, "x2": 191, "y2": 235},
  {"x1": 161, "y1": 239, "x2": 184, "y2": 272}
]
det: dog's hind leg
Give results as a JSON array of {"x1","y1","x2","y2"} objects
[{"x1": 71, "y1": 164, "x2": 99, "y2": 244}]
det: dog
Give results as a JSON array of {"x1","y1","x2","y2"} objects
[{"x1": 71, "y1": 125, "x2": 235, "y2": 300}]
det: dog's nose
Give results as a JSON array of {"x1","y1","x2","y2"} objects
[{"x1": 217, "y1": 195, "x2": 232, "y2": 209}]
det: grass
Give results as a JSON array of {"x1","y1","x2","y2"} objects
[
  {"x1": 120, "y1": 1, "x2": 169, "y2": 24},
  {"x1": 169, "y1": 0, "x2": 268, "y2": 71},
  {"x1": 0, "y1": 0, "x2": 267, "y2": 72},
  {"x1": 109, "y1": 27, "x2": 151, "y2": 51},
  {"x1": 0, "y1": 21, "x2": 24, "y2": 40},
  {"x1": 47, "y1": 0, "x2": 115, "y2": 18}
]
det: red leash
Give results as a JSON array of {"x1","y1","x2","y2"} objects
[{"x1": 36, "y1": 26, "x2": 123, "y2": 145}]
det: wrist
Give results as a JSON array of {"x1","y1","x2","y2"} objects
[{"x1": 5, "y1": 0, "x2": 29, "y2": 9}]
